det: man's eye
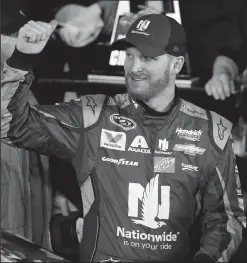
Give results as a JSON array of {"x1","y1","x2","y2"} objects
[
  {"x1": 142, "y1": 56, "x2": 155, "y2": 61},
  {"x1": 126, "y1": 53, "x2": 133, "y2": 58}
]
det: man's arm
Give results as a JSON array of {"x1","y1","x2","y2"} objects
[
  {"x1": 1, "y1": 20, "x2": 105, "y2": 161},
  {"x1": 194, "y1": 138, "x2": 246, "y2": 262}
]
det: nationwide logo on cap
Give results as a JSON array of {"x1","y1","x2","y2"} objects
[
  {"x1": 100, "y1": 129, "x2": 126, "y2": 151},
  {"x1": 131, "y1": 19, "x2": 151, "y2": 36},
  {"x1": 136, "y1": 19, "x2": 150, "y2": 31}
]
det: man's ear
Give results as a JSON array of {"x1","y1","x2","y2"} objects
[{"x1": 171, "y1": 56, "x2": 185, "y2": 75}]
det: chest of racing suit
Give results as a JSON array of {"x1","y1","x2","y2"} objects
[{"x1": 74, "y1": 93, "x2": 242, "y2": 262}]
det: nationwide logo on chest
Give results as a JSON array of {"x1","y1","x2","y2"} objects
[
  {"x1": 128, "y1": 135, "x2": 151, "y2": 154},
  {"x1": 100, "y1": 129, "x2": 126, "y2": 151},
  {"x1": 116, "y1": 175, "x2": 180, "y2": 250},
  {"x1": 154, "y1": 157, "x2": 175, "y2": 173},
  {"x1": 110, "y1": 114, "x2": 137, "y2": 131}
]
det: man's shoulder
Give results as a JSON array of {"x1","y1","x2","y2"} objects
[
  {"x1": 180, "y1": 99, "x2": 232, "y2": 151},
  {"x1": 208, "y1": 110, "x2": 233, "y2": 151},
  {"x1": 81, "y1": 94, "x2": 108, "y2": 128},
  {"x1": 81, "y1": 93, "x2": 131, "y2": 128},
  {"x1": 179, "y1": 99, "x2": 208, "y2": 120}
]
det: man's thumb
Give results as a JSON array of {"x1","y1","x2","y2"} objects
[{"x1": 49, "y1": 20, "x2": 58, "y2": 34}]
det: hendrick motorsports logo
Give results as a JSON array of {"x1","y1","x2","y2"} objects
[
  {"x1": 173, "y1": 144, "x2": 206, "y2": 155},
  {"x1": 102, "y1": 157, "x2": 138, "y2": 166},
  {"x1": 100, "y1": 129, "x2": 126, "y2": 151},
  {"x1": 110, "y1": 114, "x2": 136, "y2": 131},
  {"x1": 176, "y1": 128, "x2": 202, "y2": 142},
  {"x1": 181, "y1": 163, "x2": 198, "y2": 172},
  {"x1": 154, "y1": 157, "x2": 175, "y2": 173}
]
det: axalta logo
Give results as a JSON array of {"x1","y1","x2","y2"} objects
[
  {"x1": 181, "y1": 163, "x2": 198, "y2": 172},
  {"x1": 100, "y1": 129, "x2": 126, "y2": 151},
  {"x1": 173, "y1": 144, "x2": 206, "y2": 155},
  {"x1": 154, "y1": 157, "x2": 175, "y2": 173},
  {"x1": 175, "y1": 128, "x2": 202, "y2": 142},
  {"x1": 128, "y1": 135, "x2": 151, "y2": 154},
  {"x1": 110, "y1": 114, "x2": 136, "y2": 131},
  {"x1": 102, "y1": 157, "x2": 138, "y2": 166}
]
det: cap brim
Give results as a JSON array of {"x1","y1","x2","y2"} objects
[{"x1": 111, "y1": 37, "x2": 166, "y2": 58}]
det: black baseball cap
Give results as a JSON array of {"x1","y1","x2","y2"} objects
[{"x1": 111, "y1": 14, "x2": 186, "y2": 57}]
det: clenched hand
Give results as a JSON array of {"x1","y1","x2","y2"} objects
[{"x1": 16, "y1": 20, "x2": 57, "y2": 54}]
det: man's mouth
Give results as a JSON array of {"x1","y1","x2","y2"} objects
[{"x1": 131, "y1": 77, "x2": 147, "y2": 81}]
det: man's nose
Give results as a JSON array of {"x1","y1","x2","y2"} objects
[{"x1": 131, "y1": 58, "x2": 143, "y2": 73}]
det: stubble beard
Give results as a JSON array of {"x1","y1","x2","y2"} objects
[{"x1": 125, "y1": 70, "x2": 170, "y2": 101}]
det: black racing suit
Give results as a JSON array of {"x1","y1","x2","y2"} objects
[{"x1": 1, "y1": 50, "x2": 246, "y2": 262}]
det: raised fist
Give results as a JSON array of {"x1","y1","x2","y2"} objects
[{"x1": 17, "y1": 20, "x2": 57, "y2": 54}]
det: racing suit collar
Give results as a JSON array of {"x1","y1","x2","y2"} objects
[
  {"x1": 129, "y1": 87, "x2": 181, "y2": 127},
  {"x1": 136, "y1": 88, "x2": 179, "y2": 116}
]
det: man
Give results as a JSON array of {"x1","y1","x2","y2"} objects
[
  {"x1": 204, "y1": 29, "x2": 247, "y2": 263},
  {"x1": 179, "y1": 0, "x2": 246, "y2": 84},
  {"x1": 1, "y1": 33, "x2": 51, "y2": 248},
  {"x1": 204, "y1": 0, "x2": 247, "y2": 101},
  {"x1": 1, "y1": 14, "x2": 246, "y2": 262}
]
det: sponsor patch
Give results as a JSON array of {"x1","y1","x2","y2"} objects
[
  {"x1": 158, "y1": 139, "x2": 168, "y2": 151},
  {"x1": 181, "y1": 163, "x2": 198, "y2": 172},
  {"x1": 102, "y1": 157, "x2": 138, "y2": 166},
  {"x1": 128, "y1": 135, "x2": 151, "y2": 154},
  {"x1": 110, "y1": 114, "x2": 136, "y2": 131},
  {"x1": 100, "y1": 129, "x2": 126, "y2": 151},
  {"x1": 175, "y1": 128, "x2": 202, "y2": 142},
  {"x1": 180, "y1": 103, "x2": 207, "y2": 120},
  {"x1": 173, "y1": 144, "x2": 206, "y2": 156},
  {"x1": 154, "y1": 157, "x2": 175, "y2": 173},
  {"x1": 217, "y1": 119, "x2": 227, "y2": 140},
  {"x1": 155, "y1": 138, "x2": 172, "y2": 155}
]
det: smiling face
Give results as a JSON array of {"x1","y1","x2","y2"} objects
[{"x1": 124, "y1": 46, "x2": 174, "y2": 101}]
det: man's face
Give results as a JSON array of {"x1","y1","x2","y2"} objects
[{"x1": 124, "y1": 46, "x2": 173, "y2": 101}]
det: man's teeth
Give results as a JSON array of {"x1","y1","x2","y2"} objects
[{"x1": 133, "y1": 78, "x2": 146, "y2": 80}]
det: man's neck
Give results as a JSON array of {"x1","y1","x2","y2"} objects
[{"x1": 143, "y1": 82, "x2": 176, "y2": 113}]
